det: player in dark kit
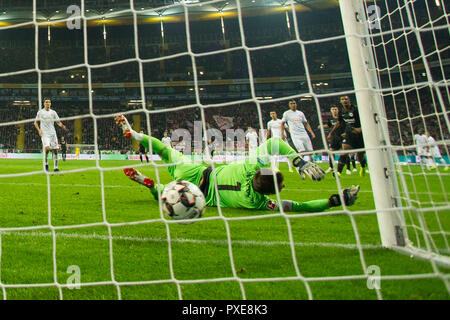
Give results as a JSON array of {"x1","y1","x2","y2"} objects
[
  {"x1": 328, "y1": 96, "x2": 367, "y2": 176},
  {"x1": 60, "y1": 136, "x2": 68, "y2": 162},
  {"x1": 318, "y1": 105, "x2": 343, "y2": 174},
  {"x1": 139, "y1": 131, "x2": 149, "y2": 163}
]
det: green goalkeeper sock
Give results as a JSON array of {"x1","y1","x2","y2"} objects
[
  {"x1": 134, "y1": 134, "x2": 177, "y2": 163},
  {"x1": 149, "y1": 183, "x2": 164, "y2": 200}
]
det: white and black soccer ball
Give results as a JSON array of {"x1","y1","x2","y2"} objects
[{"x1": 161, "y1": 180, "x2": 206, "y2": 222}]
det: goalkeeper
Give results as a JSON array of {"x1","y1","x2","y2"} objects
[{"x1": 115, "y1": 114, "x2": 359, "y2": 213}]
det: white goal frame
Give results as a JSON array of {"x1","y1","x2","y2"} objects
[{"x1": 340, "y1": 0, "x2": 450, "y2": 268}]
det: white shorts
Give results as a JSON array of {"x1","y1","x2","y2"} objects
[
  {"x1": 416, "y1": 147, "x2": 428, "y2": 157},
  {"x1": 42, "y1": 133, "x2": 59, "y2": 150},
  {"x1": 249, "y1": 144, "x2": 258, "y2": 154},
  {"x1": 292, "y1": 135, "x2": 313, "y2": 153}
]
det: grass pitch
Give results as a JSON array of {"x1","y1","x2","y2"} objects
[{"x1": 0, "y1": 159, "x2": 448, "y2": 300}]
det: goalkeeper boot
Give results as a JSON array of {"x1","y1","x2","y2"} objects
[
  {"x1": 124, "y1": 168, "x2": 154, "y2": 188},
  {"x1": 114, "y1": 114, "x2": 133, "y2": 139}
]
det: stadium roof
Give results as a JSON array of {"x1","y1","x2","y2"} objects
[{"x1": 0, "y1": 0, "x2": 350, "y2": 26}]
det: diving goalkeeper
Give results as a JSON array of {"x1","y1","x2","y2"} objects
[{"x1": 115, "y1": 114, "x2": 359, "y2": 212}]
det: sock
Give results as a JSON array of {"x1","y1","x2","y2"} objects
[
  {"x1": 329, "y1": 157, "x2": 334, "y2": 169},
  {"x1": 149, "y1": 183, "x2": 164, "y2": 200},
  {"x1": 358, "y1": 153, "x2": 366, "y2": 168},
  {"x1": 338, "y1": 155, "x2": 348, "y2": 173},
  {"x1": 346, "y1": 157, "x2": 351, "y2": 170},
  {"x1": 352, "y1": 156, "x2": 356, "y2": 169},
  {"x1": 54, "y1": 155, "x2": 58, "y2": 169},
  {"x1": 131, "y1": 131, "x2": 144, "y2": 142}
]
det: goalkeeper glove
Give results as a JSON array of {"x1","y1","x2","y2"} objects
[
  {"x1": 293, "y1": 157, "x2": 325, "y2": 181},
  {"x1": 328, "y1": 185, "x2": 360, "y2": 207}
]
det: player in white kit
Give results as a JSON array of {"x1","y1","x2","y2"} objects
[
  {"x1": 281, "y1": 100, "x2": 316, "y2": 161},
  {"x1": 267, "y1": 111, "x2": 293, "y2": 172},
  {"x1": 246, "y1": 126, "x2": 259, "y2": 156},
  {"x1": 426, "y1": 131, "x2": 449, "y2": 171},
  {"x1": 414, "y1": 129, "x2": 433, "y2": 170},
  {"x1": 162, "y1": 132, "x2": 172, "y2": 148},
  {"x1": 34, "y1": 98, "x2": 67, "y2": 172}
]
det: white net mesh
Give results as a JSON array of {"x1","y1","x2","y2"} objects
[
  {"x1": 365, "y1": 0, "x2": 449, "y2": 265},
  {"x1": 0, "y1": 0, "x2": 448, "y2": 300}
]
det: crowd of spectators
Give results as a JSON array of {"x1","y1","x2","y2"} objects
[
  {"x1": 0, "y1": 6, "x2": 448, "y2": 156},
  {"x1": 1, "y1": 90, "x2": 448, "y2": 156}
]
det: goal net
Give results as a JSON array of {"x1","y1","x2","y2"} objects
[{"x1": 0, "y1": 0, "x2": 448, "y2": 301}]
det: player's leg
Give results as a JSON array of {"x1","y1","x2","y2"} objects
[
  {"x1": 345, "y1": 156, "x2": 352, "y2": 175},
  {"x1": 44, "y1": 148, "x2": 50, "y2": 171},
  {"x1": 301, "y1": 135, "x2": 315, "y2": 163},
  {"x1": 337, "y1": 153, "x2": 348, "y2": 175},
  {"x1": 427, "y1": 154, "x2": 436, "y2": 170},
  {"x1": 123, "y1": 167, "x2": 162, "y2": 200},
  {"x1": 356, "y1": 152, "x2": 367, "y2": 176},
  {"x1": 115, "y1": 114, "x2": 207, "y2": 185},
  {"x1": 326, "y1": 154, "x2": 334, "y2": 174},
  {"x1": 41, "y1": 135, "x2": 51, "y2": 172},
  {"x1": 351, "y1": 153, "x2": 357, "y2": 172},
  {"x1": 53, "y1": 149, "x2": 60, "y2": 172}
]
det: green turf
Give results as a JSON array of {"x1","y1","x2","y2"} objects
[{"x1": 0, "y1": 159, "x2": 448, "y2": 300}]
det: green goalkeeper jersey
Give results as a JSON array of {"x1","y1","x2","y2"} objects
[
  {"x1": 204, "y1": 161, "x2": 330, "y2": 212},
  {"x1": 144, "y1": 135, "x2": 330, "y2": 213},
  {"x1": 205, "y1": 162, "x2": 267, "y2": 210}
]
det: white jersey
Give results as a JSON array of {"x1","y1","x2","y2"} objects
[
  {"x1": 36, "y1": 108, "x2": 60, "y2": 136},
  {"x1": 267, "y1": 119, "x2": 287, "y2": 139},
  {"x1": 427, "y1": 136, "x2": 442, "y2": 157},
  {"x1": 282, "y1": 109, "x2": 308, "y2": 136},
  {"x1": 246, "y1": 131, "x2": 259, "y2": 147},
  {"x1": 175, "y1": 141, "x2": 186, "y2": 152},
  {"x1": 414, "y1": 134, "x2": 428, "y2": 148},
  {"x1": 414, "y1": 134, "x2": 429, "y2": 156},
  {"x1": 162, "y1": 137, "x2": 172, "y2": 148}
]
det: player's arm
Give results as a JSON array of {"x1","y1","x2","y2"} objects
[
  {"x1": 351, "y1": 110, "x2": 362, "y2": 134},
  {"x1": 305, "y1": 122, "x2": 316, "y2": 139},
  {"x1": 34, "y1": 119, "x2": 42, "y2": 137},
  {"x1": 56, "y1": 121, "x2": 67, "y2": 131},
  {"x1": 265, "y1": 185, "x2": 360, "y2": 212},
  {"x1": 327, "y1": 121, "x2": 341, "y2": 142},
  {"x1": 280, "y1": 121, "x2": 286, "y2": 140}
]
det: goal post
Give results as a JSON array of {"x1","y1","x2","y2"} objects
[
  {"x1": 340, "y1": 0, "x2": 450, "y2": 268},
  {"x1": 339, "y1": 0, "x2": 407, "y2": 249}
]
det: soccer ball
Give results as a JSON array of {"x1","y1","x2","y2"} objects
[{"x1": 161, "y1": 180, "x2": 206, "y2": 222}]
